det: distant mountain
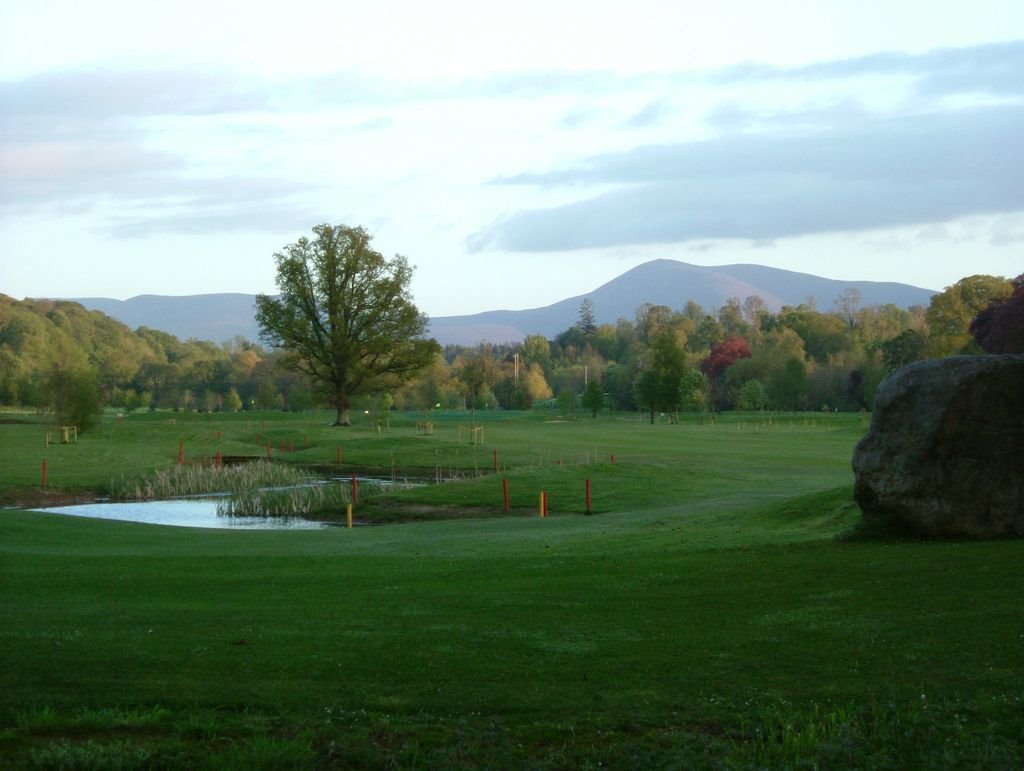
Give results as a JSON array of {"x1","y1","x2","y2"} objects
[
  {"x1": 427, "y1": 260, "x2": 936, "y2": 344},
  {"x1": 67, "y1": 260, "x2": 936, "y2": 346},
  {"x1": 69, "y1": 293, "x2": 262, "y2": 344}
]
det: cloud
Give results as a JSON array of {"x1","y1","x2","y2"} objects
[
  {"x1": 0, "y1": 134, "x2": 324, "y2": 237},
  {"x1": 712, "y1": 40, "x2": 1024, "y2": 97},
  {"x1": 106, "y1": 199, "x2": 323, "y2": 238},
  {"x1": 2, "y1": 39, "x2": 1016, "y2": 131},
  {"x1": 624, "y1": 100, "x2": 671, "y2": 128},
  {"x1": 468, "y1": 105, "x2": 1024, "y2": 252},
  {"x1": 0, "y1": 69, "x2": 269, "y2": 122}
]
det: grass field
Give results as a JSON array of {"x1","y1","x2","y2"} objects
[{"x1": 1, "y1": 409, "x2": 1022, "y2": 768}]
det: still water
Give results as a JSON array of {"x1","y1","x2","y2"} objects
[{"x1": 34, "y1": 499, "x2": 331, "y2": 530}]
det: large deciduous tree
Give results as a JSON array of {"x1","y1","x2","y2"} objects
[
  {"x1": 255, "y1": 224, "x2": 440, "y2": 426},
  {"x1": 926, "y1": 274, "x2": 1013, "y2": 357}
]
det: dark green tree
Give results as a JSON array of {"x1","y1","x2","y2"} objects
[
  {"x1": 581, "y1": 377, "x2": 604, "y2": 417},
  {"x1": 577, "y1": 298, "x2": 597, "y2": 337},
  {"x1": 256, "y1": 224, "x2": 440, "y2": 426},
  {"x1": 634, "y1": 370, "x2": 659, "y2": 424},
  {"x1": 651, "y1": 331, "x2": 687, "y2": 419},
  {"x1": 880, "y1": 329, "x2": 928, "y2": 371}
]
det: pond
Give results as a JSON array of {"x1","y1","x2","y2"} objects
[{"x1": 33, "y1": 499, "x2": 334, "y2": 530}]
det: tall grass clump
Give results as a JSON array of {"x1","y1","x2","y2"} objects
[
  {"x1": 216, "y1": 480, "x2": 382, "y2": 518},
  {"x1": 109, "y1": 461, "x2": 311, "y2": 501}
]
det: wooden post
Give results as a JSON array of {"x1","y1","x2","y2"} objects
[
  {"x1": 266, "y1": 441, "x2": 272, "y2": 460},
  {"x1": 503, "y1": 477, "x2": 510, "y2": 513},
  {"x1": 336, "y1": 446, "x2": 342, "y2": 465},
  {"x1": 493, "y1": 448, "x2": 499, "y2": 472},
  {"x1": 177, "y1": 442, "x2": 184, "y2": 465},
  {"x1": 539, "y1": 491, "x2": 545, "y2": 518},
  {"x1": 346, "y1": 503, "x2": 353, "y2": 529},
  {"x1": 586, "y1": 479, "x2": 592, "y2": 513},
  {"x1": 41, "y1": 459, "x2": 48, "y2": 489}
]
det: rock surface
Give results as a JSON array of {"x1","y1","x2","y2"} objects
[{"x1": 852, "y1": 354, "x2": 1024, "y2": 538}]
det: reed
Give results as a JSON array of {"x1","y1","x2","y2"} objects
[
  {"x1": 215, "y1": 481, "x2": 377, "y2": 518},
  {"x1": 108, "y1": 462, "x2": 311, "y2": 501}
]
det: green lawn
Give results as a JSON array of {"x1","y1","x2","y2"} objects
[{"x1": 1, "y1": 409, "x2": 1021, "y2": 768}]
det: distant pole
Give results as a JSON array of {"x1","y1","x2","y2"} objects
[
  {"x1": 336, "y1": 446, "x2": 342, "y2": 465},
  {"x1": 41, "y1": 459, "x2": 48, "y2": 489},
  {"x1": 493, "y1": 448, "x2": 499, "y2": 472},
  {"x1": 177, "y1": 442, "x2": 184, "y2": 465},
  {"x1": 539, "y1": 491, "x2": 545, "y2": 518},
  {"x1": 503, "y1": 478, "x2": 510, "y2": 513},
  {"x1": 585, "y1": 479, "x2": 592, "y2": 513},
  {"x1": 266, "y1": 441, "x2": 272, "y2": 460},
  {"x1": 351, "y1": 473, "x2": 358, "y2": 505},
  {"x1": 346, "y1": 503, "x2": 353, "y2": 529}
]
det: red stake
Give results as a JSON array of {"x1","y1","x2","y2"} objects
[
  {"x1": 585, "y1": 479, "x2": 592, "y2": 513},
  {"x1": 502, "y1": 477, "x2": 510, "y2": 512},
  {"x1": 41, "y1": 459, "x2": 48, "y2": 489},
  {"x1": 351, "y1": 473, "x2": 359, "y2": 505}
]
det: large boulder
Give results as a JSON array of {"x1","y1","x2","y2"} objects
[{"x1": 853, "y1": 354, "x2": 1024, "y2": 538}]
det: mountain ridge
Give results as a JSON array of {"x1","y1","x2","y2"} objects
[{"x1": 61, "y1": 260, "x2": 936, "y2": 346}]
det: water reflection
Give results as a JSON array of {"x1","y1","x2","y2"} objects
[{"x1": 34, "y1": 499, "x2": 330, "y2": 530}]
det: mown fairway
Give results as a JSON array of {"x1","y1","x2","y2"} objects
[{"x1": 1, "y1": 409, "x2": 1022, "y2": 768}]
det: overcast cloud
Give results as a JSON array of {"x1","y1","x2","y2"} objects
[{"x1": 470, "y1": 105, "x2": 1024, "y2": 251}]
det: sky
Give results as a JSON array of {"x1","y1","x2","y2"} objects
[{"x1": 1, "y1": 0, "x2": 1022, "y2": 318}]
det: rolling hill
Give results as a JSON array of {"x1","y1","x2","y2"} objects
[{"x1": 67, "y1": 259, "x2": 936, "y2": 346}]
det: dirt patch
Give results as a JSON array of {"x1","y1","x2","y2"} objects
[{"x1": 0, "y1": 487, "x2": 97, "y2": 509}]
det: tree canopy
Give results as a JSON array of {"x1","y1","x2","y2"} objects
[
  {"x1": 970, "y1": 274, "x2": 1024, "y2": 354},
  {"x1": 255, "y1": 224, "x2": 440, "y2": 426}
]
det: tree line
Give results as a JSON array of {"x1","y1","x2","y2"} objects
[{"x1": 2, "y1": 263, "x2": 1019, "y2": 430}]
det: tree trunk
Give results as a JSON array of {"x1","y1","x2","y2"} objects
[
  {"x1": 333, "y1": 388, "x2": 351, "y2": 426},
  {"x1": 334, "y1": 403, "x2": 351, "y2": 426}
]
